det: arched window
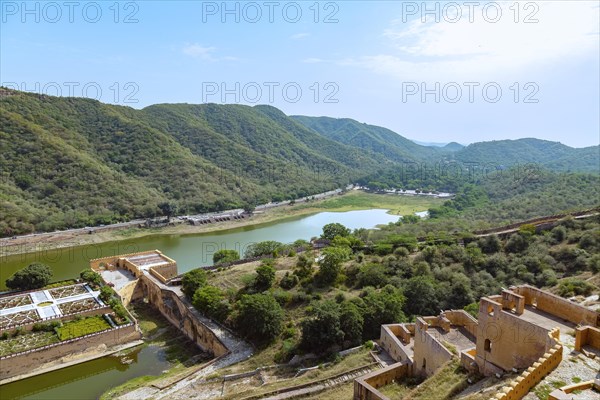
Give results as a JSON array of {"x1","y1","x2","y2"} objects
[
  {"x1": 484, "y1": 339, "x2": 492, "y2": 352},
  {"x1": 422, "y1": 358, "x2": 426, "y2": 369}
]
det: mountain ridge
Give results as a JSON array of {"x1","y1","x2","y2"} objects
[{"x1": 1, "y1": 88, "x2": 598, "y2": 236}]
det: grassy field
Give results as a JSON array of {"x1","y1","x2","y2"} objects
[
  {"x1": 405, "y1": 360, "x2": 472, "y2": 400},
  {"x1": 293, "y1": 191, "x2": 445, "y2": 216}
]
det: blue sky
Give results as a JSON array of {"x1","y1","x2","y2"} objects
[{"x1": 1, "y1": 1, "x2": 599, "y2": 147}]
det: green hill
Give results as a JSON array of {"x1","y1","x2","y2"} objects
[
  {"x1": 0, "y1": 90, "x2": 380, "y2": 236},
  {"x1": 291, "y1": 115, "x2": 439, "y2": 163},
  {"x1": 1, "y1": 88, "x2": 598, "y2": 236},
  {"x1": 452, "y1": 138, "x2": 599, "y2": 173}
]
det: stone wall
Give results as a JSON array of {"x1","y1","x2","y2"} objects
[
  {"x1": 380, "y1": 324, "x2": 413, "y2": 363},
  {"x1": 117, "y1": 279, "x2": 144, "y2": 307},
  {"x1": 413, "y1": 317, "x2": 454, "y2": 378},
  {"x1": 149, "y1": 264, "x2": 177, "y2": 283},
  {"x1": 139, "y1": 276, "x2": 228, "y2": 357},
  {"x1": 354, "y1": 361, "x2": 411, "y2": 400},
  {"x1": 575, "y1": 326, "x2": 600, "y2": 352},
  {"x1": 491, "y1": 329, "x2": 562, "y2": 400},
  {"x1": 476, "y1": 297, "x2": 552, "y2": 375},
  {"x1": 0, "y1": 323, "x2": 140, "y2": 380},
  {"x1": 512, "y1": 285, "x2": 599, "y2": 327}
]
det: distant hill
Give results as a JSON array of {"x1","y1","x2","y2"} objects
[
  {"x1": 442, "y1": 142, "x2": 465, "y2": 152},
  {"x1": 452, "y1": 138, "x2": 599, "y2": 173},
  {"x1": 412, "y1": 140, "x2": 463, "y2": 148},
  {"x1": 291, "y1": 115, "x2": 439, "y2": 162}
]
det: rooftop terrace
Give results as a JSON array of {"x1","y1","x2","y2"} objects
[{"x1": 124, "y1": 252, "x2": 173, "y2": 270}]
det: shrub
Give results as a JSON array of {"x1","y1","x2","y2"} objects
[
  {"x1": 234, "y1": 293, "x2": 284, "y2": 345},
  {"x1": 280, "y1": 272, "x2": 299, "y2": 289},
  {"x1": 99, "y1": 285, "x2": 115, "y2": 303},
  {"x1": 80, "y1": 269, "x2": 103, "y2": 286},
  {"x1": 181, "y1": 269, "x2": 208, "y2": 299},
  {"x1": 254, "y1": 262, "x2": 276, "y2": 291},
  {"x1": 558, "y1": 278, "x2": 595, "y2": 297},
  {"x1": 272, "y1": 289, "x2": 292, "y2": 307}
]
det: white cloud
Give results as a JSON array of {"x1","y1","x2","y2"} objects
[
  {"x1": 291, "y1": 33, "x2": 310, "y2": 40},
  {"x1": 182, "y1": 44, "x2": 217, "y2": 61},
  {"x1": 354, "y1": 2, "x2": 599, "y2": 81}
]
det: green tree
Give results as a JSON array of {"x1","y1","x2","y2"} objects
[
  {"x1": 478, "y1": 235, "x2": 502, "y2": 254},
  {"x1": 505, "y1": 233, "x2": 529, "y2": 253},
  {"x1": 295, "y1": 254, "x2": 314, "y2": 279},
  {"x1": 6, "y1": 263, "x2": 53, "y2": 291},
  {"x1": 357, "y1": 263, "x2": 389, "y2": 288},
  {"x1": 245, "y1": 241, "x2": 284, "y2": 258},
  {"x1": 300, "y1": 300, "x2": 344, "y2": 353},
  {"x1": 79, "y1": 269, "x2": 102, "y2": 286},
  {"x1": 316, "y1": 246, "x2": 351, "y2": 286},
  {"x1": 158, "y1": 202, "x2": 177, "y2": 221},
  {"x1": 213, "y1": 249, "x2": 240, "y2": 265},
  {"x1": 99, "y1": 285, "x2": 115, "y2": 303},
  {"x1": 181, "y1": 268, "x2": 208, "y2": 299},
  {"x1": 193, "y1": 285, "x2": 230, "y2": 321},
  {"x1": 321, "y1": 223, "x2": 351, "y2": 240},
  {"x1": 360, "y1": 285, "x2": 406, "y2": 340},
  {"x1": 234, "y1": 294, "x2": 284, "y2": 345},
  {"x1": 254, "y1": 260, "x2": 276, "y2": 291},
  {"x1": 340, "y1": 302, "x2": 364, "y2": 347},
  {"x1": 402, "y1": 276, "x2": 439, "y2": 317}
]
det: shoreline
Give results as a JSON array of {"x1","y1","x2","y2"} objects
[
  {"x1": 0, "y1": 202, "x2": 344, "y2": 258},
  {"x1": 0, "y1": 192, "x2": 442, "y2": 258}
]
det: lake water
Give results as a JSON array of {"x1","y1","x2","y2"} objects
[
  {"x1": 1, "y1": 209, "x2": 400, "y2": 289},
  {"x1": 0, "y1": 209, "x2": 400, "y2": 399}
]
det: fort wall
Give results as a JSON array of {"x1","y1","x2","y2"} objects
[
  {"x1": 512, "y1": 285, "x2": 599, "y2": 327},
  {"x1": 476, "y1": 297, "x2": 551, "y2": 374},
  {"x1": 491, "y1": 329, "x2": 562, "y2": 400},
  {"x1": 413, "y1": 317, "x2": 454, "y2": 377},
  {"x1": 139, "y1": 276, "x2": 228, "y2": 357},
  {"x1": 575, "y1": 325, "x2": 600, "y2": 352},
  {"x1": 353, "y1": 362, "x2": 411, "y2": 400}
]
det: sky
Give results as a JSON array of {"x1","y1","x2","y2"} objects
[{"x1": 1, "y1": 0, "x2": 599, "y2": 148}]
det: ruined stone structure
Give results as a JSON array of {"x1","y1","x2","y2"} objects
[
  {"x1": 354, "y1": 285, "x2": 600, "y2": 400},
  {"x1": 91, "y1": 250, "x2": 232, "y2": 358}
]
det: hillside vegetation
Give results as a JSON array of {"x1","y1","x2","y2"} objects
[{"x1": 1, "y1": 88, "x2": 598, "y2": 236}]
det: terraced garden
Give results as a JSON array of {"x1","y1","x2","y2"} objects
[
  {"x1": 0, "y1": 309, "x2": 41, "y2": 330},
  {"x1": 0, "y1": 294, "x2": 32, "y2": 310},
  {"x1": 57, "y1": 298, "x2": 99, "y2": 315},
  {"x1": 55, "y1": 315, "x2": 111, "y2": 340},
  {"x1": 0, "y1": 331, "x2": 60, "y2": 357},
  {"x1": 48, "y1": 284, "x2": 88, "y2": 299}
]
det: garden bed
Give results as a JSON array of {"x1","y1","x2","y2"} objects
[
  {"x1": 0, "y1": 331, "x2": 60, "y2": 357},
  {"x1": 48, "y1": 284, "x2": 87, "y2": 299},
  {"x1": 0, "y1": 294, "x2": 33, "y2": 310},
  {"x1": 57, "y1": 298, "x2": 99, "y2": 314},
  {"x1": 55, "y1": 315, "x2": 111, "y2": 340},
  {"x1": 0, "y1": 309, "x2": 40, "y2": 330}
]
